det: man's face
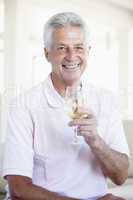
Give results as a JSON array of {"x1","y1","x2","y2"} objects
[{"x1": 45, "y1": 26, "x2": 88, "y2": 86}]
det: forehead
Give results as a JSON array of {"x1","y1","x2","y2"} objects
[{"x1": 51, "y1": 26, "x2": 85, "y2": 45}]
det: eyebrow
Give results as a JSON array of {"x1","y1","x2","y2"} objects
[
  {"x1": 74, "y1": 43, "x2": 85, "y2": 46},
  {"x1": 56, "y1": 43, "x2": 85, "y2": 46},
  {"x1": 56, "y1": 43, "x2": 66, "y2": 46}
]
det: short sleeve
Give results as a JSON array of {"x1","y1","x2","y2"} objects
[
  {"x1": 106, "y1": 95, "x2": 130, "y2": 156},
  {"x1": 2, "y1": 98, "x2": 34, "y2": 178}
]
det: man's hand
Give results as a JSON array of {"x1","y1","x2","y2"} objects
[
  {"x1": 69, "y1": 107, "x2": 104, "y2": 149},
  {"x1": 69, "y1": 107, "x2": 129, "y2": 185},
  {"x1": 97, "y1": 193, "x2": 125, "y2": 200},
  {"x1": 6, "y1": 175, "x2": 79, "y2": 200}
]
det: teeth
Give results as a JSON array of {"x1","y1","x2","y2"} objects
[{"x1": 62, "y1": 64, "x2": 79, "y2": 69}]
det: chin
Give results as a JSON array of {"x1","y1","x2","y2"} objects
[{"x1": 62, "y1": 70, "x2": 83, "y2": 86}]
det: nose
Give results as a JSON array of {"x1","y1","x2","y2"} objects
[{"x1": 65, "y1": 48, "x2": 76, "y2": 61}]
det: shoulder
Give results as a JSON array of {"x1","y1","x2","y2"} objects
[
  {"x1": 9, "y1": 80, "x2": 48, "y2": 112},
  {"x1": 84, "y1": 81, "x2": 116, "y2": 99},
  {"x1": 84, "y1": 81, "x2": 120, "y2": 111}
]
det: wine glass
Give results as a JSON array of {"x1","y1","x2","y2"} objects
[{"x1": 64, "y1": 84, "x2": 88, "y2": 144}]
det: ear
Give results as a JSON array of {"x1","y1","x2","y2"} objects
[{"x1": 44, "y1": 48, "x2": 50, "y2": 62}]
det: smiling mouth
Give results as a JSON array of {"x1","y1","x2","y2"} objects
[{"x1": 62, "y1": 63, "x2": 80, "y2": 70}]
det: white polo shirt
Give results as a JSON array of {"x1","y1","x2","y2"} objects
[{"x1": 2, "y1": 74, "x2": 129, "y2": 200}]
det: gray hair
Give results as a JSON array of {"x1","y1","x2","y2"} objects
[{"x1": 43, "y1": 12, "x2": 89, "y2": 49}]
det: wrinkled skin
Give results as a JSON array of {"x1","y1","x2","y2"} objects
[{"x1": 97, "y1": 193, "x2": 125, "y2": 200}]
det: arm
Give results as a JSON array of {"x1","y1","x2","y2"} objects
[
  {"x1": 69, "y1": 109, "x2": 129, "y2": 185},
  {"x1": 86, "y1": 134, "x2": 129, "y2": 185},
  {"x1": 7, "y1": 175, "x2": 79, "y2": 200}
]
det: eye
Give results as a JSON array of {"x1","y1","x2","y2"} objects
[
  {"x1": 57, "y1": 46, "x2": 66, "y2": 51},
  {"x1": 75, "y1": 46, "x2": 85, "y2": 51},
  {"x1": 58, "y1": 46, "x2": 64, "y2": 50},
  {"x1": 76, "y1": 46, "x2": 83, "y2": 49}
]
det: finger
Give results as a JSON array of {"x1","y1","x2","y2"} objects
[
  {"x1": 77, "y1": 106, "x2": 94, "y2": 116},
  {"x1": 96, "y1": 193, "x2": 125, "y2": 200},
  {"x1": 79, "y1": 120, "x2": 98, "y2": 130},
  {"x1": 77, "y1": 130, "x2": 91, "y2": 136},
  {"x1": 96, "y1": 193, "x2": 113, "y2": 200},
  {"x1": 69, "y1": 118, "x2": 98, "y2": 126},
  {"x1": 78, "y1": 124, "x2": 97, "y2": 132},
  {"x1": 79, "y1": 128, "x2": 96, "y2": 135}
]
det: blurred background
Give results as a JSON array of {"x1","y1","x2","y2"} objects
[
  {"x1": 0, "y1": 1, "x2": 133, "y2": 199},
  {"x1": 0, "y1": 0, "x2": 133, "y2": 142}
]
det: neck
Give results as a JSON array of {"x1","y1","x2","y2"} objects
[
  {"x1": 50, "y1": 72, "x2": 81, "y2": 97},
  {"x1": 50, "y1": 73, "x2": 66, "y2": 97}
]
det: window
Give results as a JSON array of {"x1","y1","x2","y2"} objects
[
  {"x1": 83, "y1": 27, "x2": 119, "y2": 92},
  {"x1": 28, "y1": 6, "x2": 57, "y2": 86},
  {"x1": 0, "y1": 0, "x2": 4, "y2": 93},
  {"x1": 0, "y1": 0, "x2": 4, "y2": 142},
  {"x1": 128, "y1": 29, "x2": 133, "y2": 119}
]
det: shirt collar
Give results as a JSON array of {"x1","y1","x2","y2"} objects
[
  {"x1": 43, "y1": 74, "x2": 65, "y2": 108},
  {"x1": 42, "y1": 74, "x2": 97, "y2": 110}
]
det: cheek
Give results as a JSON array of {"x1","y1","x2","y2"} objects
[
  {"x1": 80, "y1": 55, "x2": 87, "y2": 65},
  {"x1": 81, "y1": 58, "x2": 87, "y2": 72},
  {"x1": 50, "y1": 55, "x2": 63, "y2": 73},
  {"x1": 50, "y1": 53, "x2": 64, "y2": 65}
]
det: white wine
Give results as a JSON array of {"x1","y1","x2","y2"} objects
[
  {"x1": 64, "y1": 84, "x2": 87, "y2": 144},
  {"x1": 67, "y1": 103, "x2": 88, "y2": 120}
]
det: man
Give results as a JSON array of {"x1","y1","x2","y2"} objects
[{"x1": 2, "y1": 12, "x2": 129, "y2": 200}]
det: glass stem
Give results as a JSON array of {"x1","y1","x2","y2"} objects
[{"x1": 73, "y1": 125, "x2": 78, "y2": 143}]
